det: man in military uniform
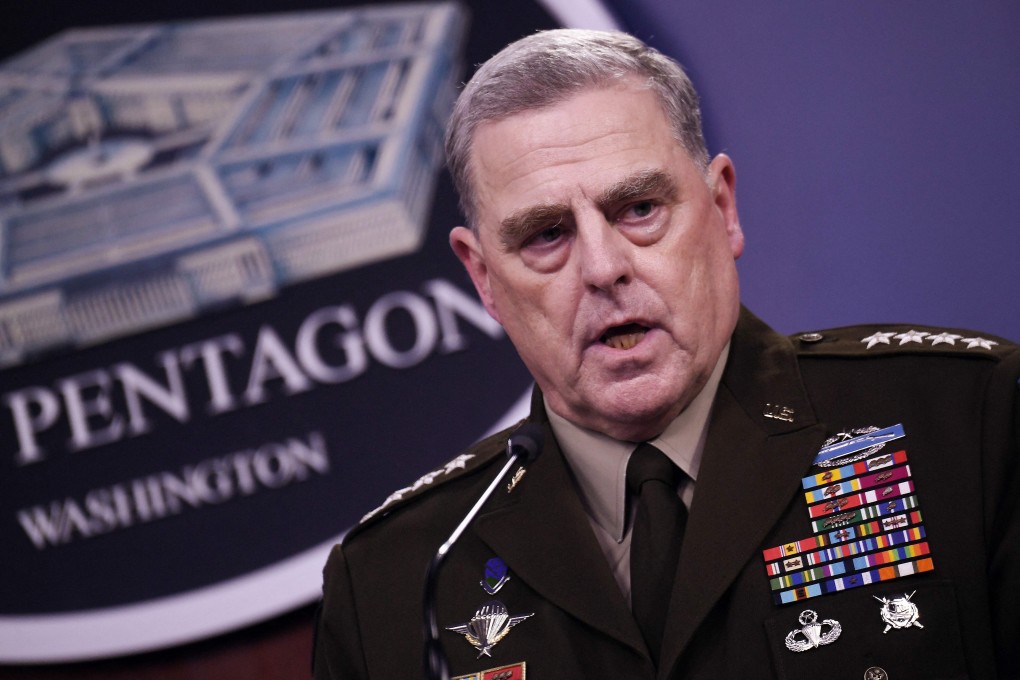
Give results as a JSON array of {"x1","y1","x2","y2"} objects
[{"x1": 314, "y1": 29, "x2": 1019, "y2": 679}]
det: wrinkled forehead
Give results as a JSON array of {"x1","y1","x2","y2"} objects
[
  {"x1": 470, "y1": 86, "x2": 681, "y2": 205},
  {"x1": 467, "y1": 83, "x2": 680, "y2": 193},
  {"x1": 462, "y1": 79, "x2": 680, "y2": 226}
]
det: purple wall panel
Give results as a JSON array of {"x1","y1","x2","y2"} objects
[{"x1": 615, "y1": 1, "x2": 1020, "y2": 339}]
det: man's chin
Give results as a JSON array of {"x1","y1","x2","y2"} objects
[{"x1": 573, "y1": 398, "x2": 681, "y2": 442}]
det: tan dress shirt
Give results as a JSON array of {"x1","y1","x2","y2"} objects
[{"x1": 546, "y1": 345, "x2": 729, "y2": 604}]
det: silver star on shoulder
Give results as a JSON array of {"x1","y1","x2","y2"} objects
[
  {"x1": 894, "y1": 330, "x2": 928, "y2": 345},
  {"x1": 444, "y1": 454, "x2": 475, "y2": 474},
  {"x1": 961, "y1": 336, "x2": 998, "y2": 350},
  {"x1": 861, "y1": 332, "x2": 896, "y2": 349},
  {"x1": 926, "y1": 332, "x2": 962, "y2": 346},
  {"x1": 361, "y1": 454, "x2": 476, "y2": 522}
]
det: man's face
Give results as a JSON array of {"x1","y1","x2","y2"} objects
[{"x1": 450, "y1": 83, "x2": 744, "y2": 441}]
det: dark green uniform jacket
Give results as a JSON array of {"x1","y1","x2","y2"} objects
[{"x1": 315, "y1": 308, "x2": 1020, "y2": 679}]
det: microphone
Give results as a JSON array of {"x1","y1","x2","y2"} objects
[{"x1": 422, "y1": 423, "x2": 544, "y2": 680}]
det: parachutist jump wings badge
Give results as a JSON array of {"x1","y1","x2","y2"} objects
[
  {"x1": 784, "y1": 609, "x2": 842, "y2": 652},
  {"x1": 446, "y1": 600, "x2": 533, "y2": 657}
]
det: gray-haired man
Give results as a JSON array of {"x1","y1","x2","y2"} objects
[{"x1": 315, "y1": 29, "x2": 1019, "y2": 679}]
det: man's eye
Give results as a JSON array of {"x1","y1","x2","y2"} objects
[
  {"x1": 541, "y1": 225, "x2": 564, "y2": 241},
  {"x1": 627, "y1": 201, "x2": 655, "y2": 219},
  {"x1": 530, "y1": 224, "x2": 564, "y2": 245}
]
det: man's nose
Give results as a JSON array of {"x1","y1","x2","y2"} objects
[{"x1": 575, "y1": 214, "x2": 632, "y2": 292}]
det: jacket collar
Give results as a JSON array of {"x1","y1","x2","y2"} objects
[{"x1": 659, "y1": 307, "x2": 827, "y2": 676}]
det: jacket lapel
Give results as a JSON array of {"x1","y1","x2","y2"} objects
[
  {"x1": 471, "y1": 309, "x2": 830, "y2": 673},
  {"x1": 659, "y1": 309, "x2": 828, "y2": 676},
  {"x1": 472, "y1": 414, "x2": 648, "y2": 656}
]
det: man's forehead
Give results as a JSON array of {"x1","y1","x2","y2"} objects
[
  {"x1": 471, "y1": 83, "x2": 668, "y2": 165},
  {"x1": 469, "y1": 86, "x2": 683, "y2": 229}
]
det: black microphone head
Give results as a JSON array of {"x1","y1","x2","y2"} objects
[{"x1": 507, "y1": 423, "x2": 544, "y2": 464}]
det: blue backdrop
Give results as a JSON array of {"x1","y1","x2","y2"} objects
[{"x1": 612, "y1": 1, "x2": 1019, "y2": 341}]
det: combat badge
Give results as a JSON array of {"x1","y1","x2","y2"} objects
[
  {"x1": 875, "y1": 591, "x2": 924, "y2": 633},
  {"x1": 446, "y1": 600, "x2": 533, "y2": 657},
  {"x1": 784, "y1": 609, "x2": 842, "y2": 652},
  {"x1": 813, "y1": 424, "x2": 904, "y2": 468}
]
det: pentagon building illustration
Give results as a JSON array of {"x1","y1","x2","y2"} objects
[{"x1": 0, "y1": 3, "x2": 465, "y2": 367}]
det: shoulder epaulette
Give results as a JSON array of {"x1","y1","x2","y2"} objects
[
  {"x1": 789, "y1": 323, "x2": 1017, "y2": 358},
  {"x1": 348, "y1": 420, "x2": 526, "y2": 538}
]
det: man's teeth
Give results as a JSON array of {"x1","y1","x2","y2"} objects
[{"x1": 603, "y1": 331, "x2": 645, "y2": 350}]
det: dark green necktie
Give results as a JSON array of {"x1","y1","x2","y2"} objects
[{"x1": 627, "y1": 442, "x2": 687, "y2": 665}]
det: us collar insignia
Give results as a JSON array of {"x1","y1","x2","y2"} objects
[
  {"x1": 763, "y1": 403, "x2": 795, "y2": 422},
  {"x1": 875, "y1": 591, "x2": 924, "y2": 633},
  {"x1": 446, "y1": 600, "x2": 533, "y2": 657},
  {"x1": 481, "y1": 557, "x2": 511, "y2": 595}
]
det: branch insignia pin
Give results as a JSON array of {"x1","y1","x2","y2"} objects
[{"x1": 875, "y1": 591, "x2": 924, "y2": 633}]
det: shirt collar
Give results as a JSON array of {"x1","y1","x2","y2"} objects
[{"x1": 547, "y1": 342, "x2": 730, "y2": 542}]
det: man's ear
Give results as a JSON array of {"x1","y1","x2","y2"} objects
[
  {"x1": 449, "y1": 225, "x2": 501, "y2": 324},
  {"x1": 708, "y1": 154, "x2": 744, "y2": 259}
]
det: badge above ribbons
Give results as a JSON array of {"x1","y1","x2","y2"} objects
[{"x1": 762, "y1": 424, "x2": 936, "y2": 606}]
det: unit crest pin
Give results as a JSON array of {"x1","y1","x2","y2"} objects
[
  {"x1": 481, "y1": 557, "x2": 511, "y2": 595},
  {"x1": 784, "y1": 609, "x2": 842, "y2": 652},
  {"x1": 875, "y1": 591, "x2": 924, "y2": 634}
]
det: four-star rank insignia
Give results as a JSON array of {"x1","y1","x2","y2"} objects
[{"x1": 860, "y1": 329, "x2": 999, "y2": 351}]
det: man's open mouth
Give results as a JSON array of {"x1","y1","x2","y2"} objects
[{"x1": 599, "y1": 323, "x2": 649, "y2": 350}]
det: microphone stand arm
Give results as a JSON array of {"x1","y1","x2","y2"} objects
[{"x1": 422, "y1": 454, "x2": 520, "y2": 680}]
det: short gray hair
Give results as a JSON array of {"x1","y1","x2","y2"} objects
[{"x1": 444, "y1": 29, "x2": 710, "y2": 229}]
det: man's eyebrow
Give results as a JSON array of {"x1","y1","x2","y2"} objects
[
  {"x1": 499, "y1": 202, "x2": 571, "y2": 250},
  {"x1": 595, "y1": 169, "x2": 678, "y2": 213},
  {"x1": 496, "y1": 169, "x2": 678, "y2": 250}
]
